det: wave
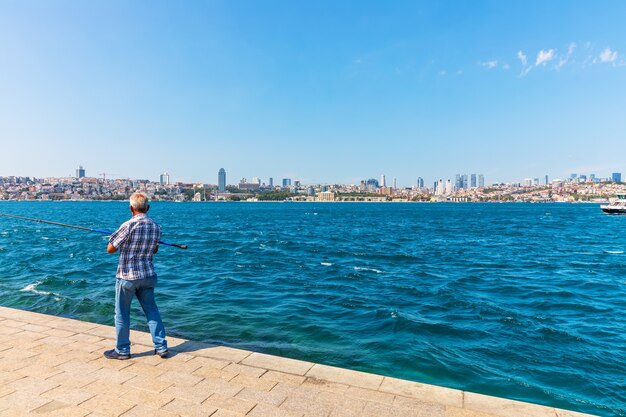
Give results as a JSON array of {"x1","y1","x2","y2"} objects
[
  {"x1": 321, "y1": 262, "x2": 333, "y2": 266},
  {"x1": 354, "y1": 266, "x2": 384, "y2": 274},
  {"x1": 20, "y1": 282, "x2": 61, "y2": 300},
  {"x1": 604, "y1": 250, "x2": 624, "y2": 254}
]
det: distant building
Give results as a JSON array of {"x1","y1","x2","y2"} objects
[
  {"x1": 251, "y1": 176, "x2": 261, "y2": 185},
  {"x1": 76, "y1": 166, "x2": 85, "y2": 179},
  {"x1": 381, "y1": 175, "x2": 386, "y2": 188},
  {"x1": 470, "y1": 174, "x2": 477, "y2": 188},
  {"x1": 522, "y1": 178, "x2": 533, "y2": 187},
  {"x1": 238, "y1": 178, "x2": 260, "y2": 191},
  {"x1": 436, "y1": 179, "x2": 444, "y2": 195},
  {"x1": 282, "y1": 178, "x2": 291, "y2": 187},
  {"x1": 445, "y1": 179, "x2": 453, "y2": 195},
  {"x1": 269, "y1": 177, "x2": 274, "y2": 187},
  {"x1": 218, "y1": 168, "x2": 226, "y2": 192},
  {"x1": 461, "y1": 174, "x2": 468, "y2": 189},
  {"x1": 417, "y1": 177, "x2": 424, "y2": 189},
  {"x1": 393, "y1": 177, "x2": 397, "y2": 189},
  {"x1": 612, "y1": 172, "x2": 622, "y2": 183},
  {"x1": 365, "y1": 178, "x2": 379, "y2": 192},
  {"x1": 160, "y1": 172, "x2": 170, "y2": 185},
  {"x1": 544, "y1": 175, "x2": 549, "y2": 185},
  {"x1": 455, "y1": 174, "x2": 461, "y2": 190},
  {"x1": 478, "y1": 174, "x2": 485, "y2": 188},
  {"x1": 533, "y1": 178, "x2": 539, "y2": 186},
  {"x1": 294, "y1": 180, "x2": 301, "y2": 187},
  {"x1": 317, "y1": 191, "x2": 335, "y2": 201}
]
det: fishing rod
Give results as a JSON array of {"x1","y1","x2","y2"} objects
[{"x1": 0, "y1": 213, "x2": 188, "y2": 250}]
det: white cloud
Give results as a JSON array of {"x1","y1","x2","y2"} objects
[
  {"x1": 502, "y1": 63, "x2": 510, "y2": 70},
  {"x1": 536, "y1": 49, "x2": 556, "y2": 66},
  {"x1": 480, "y1": 60, "x2": 498, "y2": 69},
  {"x1": 517, "y1": 51, "x2": 527, "y2": 66},
  {"x1": 556, "y1": 42, "x2": 576, "y2": 70},
  {"x1": 598, "y1": 47, "x2": 618, "y2": 63}
]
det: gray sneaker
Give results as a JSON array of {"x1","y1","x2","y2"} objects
[
  {"x1": 104, "y1": 349, "x2": 130, "y2": 360},
  {"x1": 155, "y1": 349, "x2": 169, "y2": 358}
]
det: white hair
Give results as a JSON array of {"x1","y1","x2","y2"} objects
[{"x1": 130, "y1": 192, "x2": 149, "y2": 213}]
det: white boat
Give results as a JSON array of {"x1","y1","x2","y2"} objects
[{"x1": 601, "y1": 194, "x2": 626, "y2": 214}]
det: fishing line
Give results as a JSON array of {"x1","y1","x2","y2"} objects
[{"x1": 0, "y1": 213, "x2": 188, "y2": 249}]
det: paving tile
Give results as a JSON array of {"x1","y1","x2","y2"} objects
[
  {"x1": 445, "y1": 406, "x2": 501, "y2": 417},
  {"x1": 157, "y1": 369, "x2": 204, "y2": 387},
  {"x1": 186, "y1": 356, "x2": 230, "y2": 370},
  {"x1": 119, "y1": 404, "x2": 179, "y2": 417},
  {"x1": 157, "y1": 357, "x2": 203, "y2": 374},
  {"x1": 236, "y1": 386, "x2": 290, "y2": 407},
  {"x1": 305, "y1": 364, "x2": 383, "y2": 391},
  {"x1": 463, "y1": 392, "x2": 558, "y2": 417},
  {"x1": 8, "y1": 375, "x2": 59, "y2": 395},
  {"x1": 123, "y1": 375, "x2": 173, "y2": 393},
  {"x1": 279, "y1": 390, "x2": 334, "y2": 417},
  {"x1": 31, "y1": 400, "x2": 91, "y2": 416},
  {"x1": 48, "y1": 371, "x2": 99, "y2": 389},
  {"x1": 32, "y1": 352, "x2": 73, "y2": 367},
  {"x1": 195, "y1": 377, "x2": 245, "y2": 397},
  {"x1": 57, "y1": 359, "x2": 102, "y2": 375},
  {"x1": 14, "y1": 329, "x2": 49, "y2": 340},
  {"x1": 0, "y1": 390, "x2": 51, "y2": 412},
  {"x1": 69, "y1": 333, "x2": 105, "y2": 344},
  {"x1": 38, "y1": 335, "x2": 76, "y2": 347},
  {"x1": 91, "y1": 367, "x2": 137, "y2": 385},
  {"x1": 242, "y1": 353, "x2": 314, "y2": 376},
  {"x1": 0, "y1": 385, "x2": 15, "y2": 398},
  {"x1": 44, "y1": 318, "x2": 100, "y2": 334},
  {"x1": 122, "y1": 362, "x2": 165, "y2": 378},
  {"x1": 42, "y1": 386, "x2": 96, "y2": 406},
  {"x1": 63, "y1": 341, "x2": 104, "y2": 354},
  {"x1": 45, "y1": 328, "x2": 78, "y2": 338},
  {"x1": 0, "y1": 346, "x2": 39, "y2": 360},
  {"x1": 192, "y1": 346, "x2": 252, "y2": 363},
  {"x1": 211, "y1": 410, "x2": 247, "y2": 417},
  {"x1": 346, "y1": 385, "x2": 395, "y2": 404},
  {"x1": 248, "y1": 403, "x2": 304, "y2": 417},
  {"x1": 223, "y1": 362, "x2": 267, "y2": 378},
  {"x1": 120, "y1": 387, "x2": 175, "y2": 409},
  {"x1": 203, "y1": 392, "x2": 257, "y2": 414},
  {"x1": 90, "y1": 357, "x2": 135, "y2": 371},
  {"x1": 79, "y1": 394, "x2": 135, "y2": 417},
  {"x1": 21, "y1": 323, "x2": 53, "y2": 333},
  {"x1": 0, "y1": 369, "x2": 26, "y2": 384},
  {"x1": 0, "y1": 325, "x2": 24, "y2": 335},
  {"x1": 260, "y1": 371, "x2": 306, "y2": 386},
  {"x1": 1, "y1": 318, "x2": 31, "y2": 328},
  {"x1": 161, "y1": 397, "x2": 217, "y2": 417},
  {"x1": 230, "y1": 374, "x2": 277, "y2": 391},
  {"x1": 161, "y1": 385, "x2": 213, "y2": 404},
  {"x1": 380, "y1": 377, "x2": 463, "y2": 408},
  {"x1": 318, "y1": 390, "x2": 367, "y2": 414},
  {"x1": 362, "y1": 400, "x2": 446, "y2": 417},
  {"x1": 83, "y1": 380, "x2": 130, "y2": 398},
  {"x1": 15, "y1": 363, "x2": 63, "y2": 379},
  {"x1": 301, "y1": 378, "x2": 349, "y2": 394},
  {"x1": 193, "y1": 365, "x2": 237, "y2": 381},
  {"x1": 0, "y1": 356, "x2": 36, "y2": 372}
]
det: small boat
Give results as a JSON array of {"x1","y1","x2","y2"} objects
[{"x1": 601, "y1": 194, "x2": 626, "y2": 214}]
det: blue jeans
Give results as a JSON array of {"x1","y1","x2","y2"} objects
[{"x1": 115, "y1": 276, "x2": 167, "y2": 355}]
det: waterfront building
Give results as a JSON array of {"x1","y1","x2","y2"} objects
[
  {"x1": 445, "y1": 179, "x2": 453, "y2": 195},
  {"x1": 269, "y1": 177, "x2": 274, "y2": 187},
  {"x1": 294, "y1": 180, "x2": 301, "y2": 187},
  {"x1": 470, "y1": 174, "x2": 477, "y2": 188},
  {"x1": 417, "y1": 177, "x2": 424, "y2": 189},
  {"x1": 455, "y1": 174, "x2": 461, "y2": 190},
  {"x1": 252, "y1": 176, "x2": 261, "y2": 185},
  {"x1": 160, "y1": 172, "x2": 170, "y2": 186},
  {"x1": 218, "y1": 168, "x2": 226, "y2": 192},
  {"x1": 307, "y1": 186, "x2": 315, "y2": 196},
  {"x1": 238, "y1": 178, "x2": 260, "y2": 191},
  {"x1": 544, "y1": 175, "x2": 549, "y2": 185},
  {"x1": 478, "y1": 174, "x2": 485, "y2": 188},
  {"x1": 76, "y1": 166, "x2": 85, "y2": 179},
  {"x1": 282, "y1": 178, "x2": 291, "y2": 187},
  {"x1": 393, "y1": 177, "x2": 397, "y2": 189},
  {"x1": 522, "y1": 178, "x2": 533, "y2": 187},
  {"x1": 533, "y1": 178, "x2": 539, "y2": 186},
  {"x1": 579, "y1": 175, "x2": 587, "y2": 182},
  {"x1": 612, "y1": 172, "x2": 622, "y2": 183},
  {"x1": 317, "y1": 191, "x2": 335, "y2": 201},
  {"x1": 381, "y1": 175, "x2": 386, "y2": 188}
]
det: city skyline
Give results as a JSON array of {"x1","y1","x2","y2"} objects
[{"x1": 1, "y1": 2, "x2": 625, "y2": 185}]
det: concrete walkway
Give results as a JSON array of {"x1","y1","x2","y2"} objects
[{"x1": 0, "y1": 306, "x2": 595, "y2": 417}]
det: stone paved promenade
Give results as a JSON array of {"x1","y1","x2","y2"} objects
[{"x1": 0, "y1": 306, "x2": 595, "y2": 417}]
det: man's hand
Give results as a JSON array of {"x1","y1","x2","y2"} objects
[
  {"x1": 154, "y1": 245, "x2": 159, "y2": 254},
  {"x1": 107, "y1": 243, "x2": 117, "y2": 254}
]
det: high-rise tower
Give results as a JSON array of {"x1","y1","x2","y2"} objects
[{"x1": 218, "y1": 168, "x2": 226, "y2": 192}]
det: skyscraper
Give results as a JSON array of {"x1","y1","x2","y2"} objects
[
  {"x1": 455, "y1": 174, "x2": 461, "y2": 190},
  {"x1": 76, "y1": 166, "x2": 85, "y2": 178},
  {"x1": 393, "y1": 177, "x2": 397, "y2": 189},
  {"x1": 269, "y1": 177, "x2": 274, "y2": 187},
  {"x1": 461, "y1": 174, "x2": 468, "y2": 189},
  {"x1": 417, "y1": 177, "x2": 424, "y2": 189},
  {"x1": 612, "y1": 172, "x2": 622, "y2": 183},
  {"x1": 381, "y1": 175, "x2": 386, "y2": 188},
  {"x1": 218, "y1": 168, "x2": 226, "y2": 192},
  {"x1": 470, "y1": 174, "x2": 477, "y2": 188},
  {"x1": 282, "y1": 178, "x2": 292, "y2": 187},
  {"x1": 160, "y1": 172, "x2": 170, "y2": 185},
  {"x1": 478, "y1": 174, "x2": 485, "y2": 188},
  {"x1": 544, "y1": 175, "x2": 549, "y2": 185}
]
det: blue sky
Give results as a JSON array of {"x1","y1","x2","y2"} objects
[{"x1": 1, "y1": 1, "x2": 625, "y2": 186}]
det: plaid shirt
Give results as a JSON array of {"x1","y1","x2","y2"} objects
[{"x1": 109, "y1": 214, "x2": 161, "y2": 280}]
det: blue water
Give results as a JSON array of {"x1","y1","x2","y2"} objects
[{"x1": 0, "y1": 202, "x2": 624, "y2": 416}]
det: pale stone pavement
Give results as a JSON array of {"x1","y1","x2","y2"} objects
[{"x1": 0, "y1": 306, "x2": 595, "y2": 417}]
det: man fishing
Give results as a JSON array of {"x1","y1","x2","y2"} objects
[{"x1": 103, "y1": 192, "x2": 169, "y2": 360}]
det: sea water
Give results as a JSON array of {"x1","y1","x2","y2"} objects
[{"x1": 0, "y1": 201, "x2": 624, "y2": 416}]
